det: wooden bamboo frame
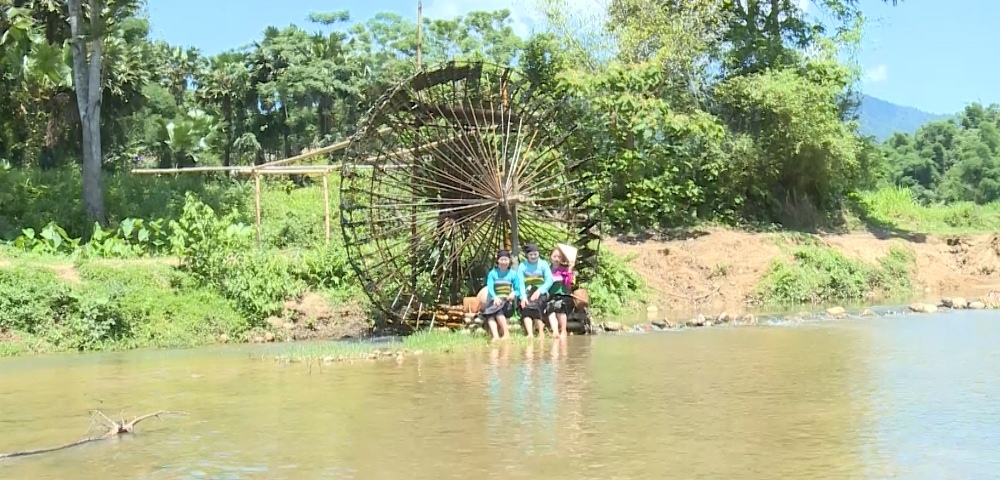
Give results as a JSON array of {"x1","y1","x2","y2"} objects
[
  {"x1": 128, "y1": 135, "x2": 456, "y2": 247},
  {"x1": 254, "y1": 173, "x2": 262, "y2": 244}
]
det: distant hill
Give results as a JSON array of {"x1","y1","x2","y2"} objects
[{"x1": 857, "y1": 94, "x2": 951, "y2": 142}]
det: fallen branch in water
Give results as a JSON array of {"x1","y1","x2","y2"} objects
[{"x1": 0, "y1": 410, "x2": 186, "y2": 460}]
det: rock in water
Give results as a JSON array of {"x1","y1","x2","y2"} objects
[
  {"x1": 951, "y1": 297, "x2": 968, "y2": 309},
  {"x1": 686, "y1": 314, "x2": 707, "y2": 327},
  {"x1": 908, "y1": 303, "x2": 938, "y2": 313},
  {"x1": 602, "y1": 321, "x2": 623, "y2": 332},
  {"x1": 651, "y1": 318, "x2": 673, "y2": 329},
  {"x1": 980, "y1": 290, "x2": 1000, "y2": 308},
  {"x1": 826, "y1": 306, "x2": 846, "y2": 317},
  {"x1": 969, "y1": 301, "x2": 986, "y2": 309}
]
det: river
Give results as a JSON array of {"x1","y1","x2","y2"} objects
[{"x1": 2, "y1": 310, "x2": 999, "y2": 479}]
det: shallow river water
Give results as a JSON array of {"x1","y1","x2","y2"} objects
[{"x1": 2, "y1": 310, "x2": 1000, "y2": 479}]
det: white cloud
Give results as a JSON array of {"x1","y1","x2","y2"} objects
[
  {"x1": 797, "y1": 0, "x2": 810, "y2": 12},
  {"x1": 865, "y1": 64, "x2": 888, "y2": 83}
]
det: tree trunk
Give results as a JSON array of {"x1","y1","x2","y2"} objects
[{"x1": 67, "y1": 0, "x2": 108, "y2": 227}]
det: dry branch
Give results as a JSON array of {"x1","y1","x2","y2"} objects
[{"x1": 0, "y1": 410, "x2": 186, "y2": 460}]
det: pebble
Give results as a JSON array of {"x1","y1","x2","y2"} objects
[{"x1": 602, "y1": 321, "x2": 623, "y2": 332}]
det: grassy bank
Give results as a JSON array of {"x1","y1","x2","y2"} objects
[
  {"x1": 752, "y1": 233, "x2": 916, "y2": 306},
  {"x1": 0, "y1": 177, "x2": 372, "y2": 356},
  {"x1": 0, "y1": 169, "x2": 648, "y2": 356},
  {"x1": 0, "y1": 253, "x2": 245, "y2": 356},
  {"x1": 852, "y1": 187, "x2": 1000, "y2": 234},
  {"x1": 5, "y1": 168, "x2": 1000, "y2": 356},
  {"x1": 747, "y1": 186, "x2": 998, "y2": 307}
]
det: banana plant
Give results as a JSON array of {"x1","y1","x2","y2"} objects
[{"x1": 157, "y1": 108, "x2": 220, "y2": 167}]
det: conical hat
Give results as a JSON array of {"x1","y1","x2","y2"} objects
[{"x1": 556, "y1": 243, "x2": 577, "y2": 267}]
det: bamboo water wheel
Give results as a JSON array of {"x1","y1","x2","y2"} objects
[{"x1": 339, "y1": 61, "x2": 600, "y2": 328}]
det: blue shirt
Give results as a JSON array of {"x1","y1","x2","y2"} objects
[
  {"x1": 486, "y1": 267, "x2": 522, "y2": 300},
  {"x1": 517, "y1": 259, "x2": 554, "y2": 300}
]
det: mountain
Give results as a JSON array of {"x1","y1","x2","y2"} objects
[{"x1": 857, "y1": 94, "x2": 951, "y2": 142}]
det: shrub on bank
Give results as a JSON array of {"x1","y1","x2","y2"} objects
[
  {"x1": 0, "y1": 167, "x2": 250, "y2": 241},
  {"x1": 752, "y1": 243, "x2": 914, "y2": 305},
  {"x1": 0, "y1": 263, "x2": 247, "y2": 354},
  {"x1": 587, "y1": 250, "x2": 649, "y2": 316},
  {"x1": 0, "y1": 168, "x2": 331, "y2": 248}
]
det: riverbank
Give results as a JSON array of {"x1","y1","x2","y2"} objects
[
  {"x1": 5, "y1": 225, "x2": 1000, "y2": 357},
  {"x1": 262, "y1": 291, "x2": 1000, "y2": 367},
  {"x1": 5, "y1": 179, "x2": 1000, "y2": 356},
  {"x1": 0, "y1": 251, "x2": 370, "y2": 356},
  {"x1": 606, "y1": 228, "x2": 1000, "y2": 320}
]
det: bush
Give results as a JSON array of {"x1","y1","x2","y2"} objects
[
  {"x1": 752, "y1": 244, "x2": 914, "y2": 305},
  {"x1": 0, "y1": 261, "x2": 249, "y2": 354},
  {"x1": 286, "y1": 243, "x2": 354, "y2": 290},
  {"x1": 0, "y1": 167, "x2": 249, "y2": 241},
  {"x1": 259, "y1": 179, "x2": 332, "y2": 248},
  {"x1": 0, "y1": 266, "x2": 140, "y2": 351},
  {"x1": 584, "y1": 250, "x2": 649, "y2": 317},
  {"x1": 169, "y1": 194, "x2": 299, "y2": 323},
  {"x1": 0, "y1": 267, "x2": 71, "y2": 334}
]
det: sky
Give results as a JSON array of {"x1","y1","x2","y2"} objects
[{"x1": 145, "y1": 0, "x2": 997, "y2": 115}]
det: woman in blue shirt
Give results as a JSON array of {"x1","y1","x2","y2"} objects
[{"x1": 482, "y1": 249, "x2": 521, "y2": 341}]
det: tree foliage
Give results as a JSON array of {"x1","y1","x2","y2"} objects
[
  {"x1": 880, "y1": 103, "x2": 1000, "y2": 205},
  {"x1": 0, "y1": 0, "x2": 910, "y2": 234}
]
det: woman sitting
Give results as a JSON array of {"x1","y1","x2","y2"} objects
[
  {"x1": 482, "y1": 249, "x2": 521, "y2": 341},
  {"x1": 546, "y1": 244, "x2": 576, "y2": 339},
  {"x1": 517, "y1": 243, "x2": 554, "y2": 339}
]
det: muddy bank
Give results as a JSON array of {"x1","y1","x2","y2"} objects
[
  {"x1": 603, "y1": 229, "x2": 1000, "y2": 317},
  {"x1": 249, "y1": 293, "x2": 369, "y2": 343}
]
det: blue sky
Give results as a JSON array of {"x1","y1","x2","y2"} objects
[{"x1": 146, "y1": 0, "x2": 992, "y2": 115}]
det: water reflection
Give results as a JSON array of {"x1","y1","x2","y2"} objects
[
  {"x1": 3, "y1": 315, "x2": 1000, "y2": 478},
  {"x1": 486, "y1": 340, "x2": 576, "y2": 456}
]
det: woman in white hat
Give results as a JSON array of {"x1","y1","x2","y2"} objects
[{"x1": 545, "y1": 243, "x2": 577, "y2": 339}]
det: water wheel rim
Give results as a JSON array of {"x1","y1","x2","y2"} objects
[{"x1": 340, "y1": 60, "x2": 602, "y2": 324}]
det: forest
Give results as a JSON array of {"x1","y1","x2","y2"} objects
[
  {"x1": 2, "y1": 0, "x2": 923, "y2": 234},
  {"x1": 3, "y1": 0, "x2": 998, "y2": 354}
]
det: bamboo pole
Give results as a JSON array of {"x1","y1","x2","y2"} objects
[
  {"x1": 256, "y1": 137, "x2": 352, "y2": 168},
  {"x1": 130, "y1": 166, "x2": 256, "y2": 174},
  {"x1": 130, "y1": 137, "x2": 455, "y2": 176},
  {"x1": 323, "y1": 173, "x2": 331, "y2": 245},
  {"x1": 131, "y1": 164, "x2": 415, "y2": 176},
  {"x1": 254, "y1": 126, "x2": 394, "y2": 168},
  {"x1": 254, "y1": 173, "x2": 262, "y2": 245},
  {"x1": 416, "y1": 0, "x2": 423, "y2": 70},
  {"x1": 255, "y1": 168, "x2": 341, "y2": 175}
]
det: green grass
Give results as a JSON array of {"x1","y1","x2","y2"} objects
[
  {"x1": 268, "y1": 329, "x2": 537, "y2": 363},
  {"x1": 752, "y1": 241, "x2": 915, "y2": 306},
  {"x1": 854, "y1": 186, "x2": 1000, "y2": 234},
  {"x1": 0, "y1": 259, "x2": 250, "y2": 356}
]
